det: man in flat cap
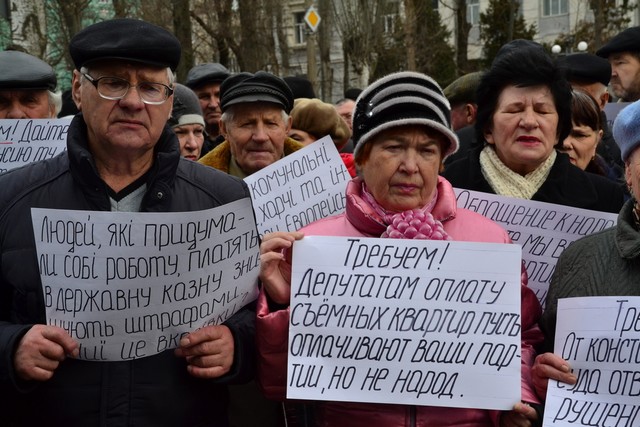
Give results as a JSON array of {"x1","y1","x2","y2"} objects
[
  {"x1": 442, "y1": 71, "x2": 483, "y2": 166},
  {"x1": 185, "y1": 62, "x2": 231, "y2": 156},
  {"x1": 199, "y1": 71, "x2": 304, "y2": 178},
  {"x1": 561, "y1": 53, "x2": 624, "y2": 176},
  {"x1": 200, "y1": 72, "x2": 300, "y2": 427},
  {"x1": 0, "y1": 18, "x2": 255, "y2": 427},
  {"x1": 597, "y1": 26, "x2": 640, "y2": 102},
  {"x1": 0, "y1": 50, "x2": 60, "y2": 118}
]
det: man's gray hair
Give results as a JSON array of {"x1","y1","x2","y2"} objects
[{"x1": 48, "y1": 90, "x2": 62, "y2": 117}]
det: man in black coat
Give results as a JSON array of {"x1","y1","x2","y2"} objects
[{"x1": 0, "y1": 18, "x2": 255, "y2": 427}]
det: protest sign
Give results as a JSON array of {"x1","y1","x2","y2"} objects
[
  {"x1": 0, "y1": 118, "x2": 71, "y2": 173},
  {"x1": 287, "y1": 235, "x2": 522, "y2": 410},
  {"x1": 454, "y1": 189, "x2": 617, "y2": 308},
  {"x1": 244, "y1": 136, "x2": 351, "y2": 235},
  {"x1": 604, "y1": 102, "x2": 630, "y2": 130},
  {"x1": 31, "y1": 198, "x2": 260, "y2": 361},
  {"x1": 543, "y1": 297, "x2": 640, "y2": 426}
]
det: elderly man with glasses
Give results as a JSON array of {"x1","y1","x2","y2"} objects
[{"x1": 0, "y1": 19, "x2": 255, "y2": 427}]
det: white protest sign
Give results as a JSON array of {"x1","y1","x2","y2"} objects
[
  {"x1": 454, "y1": 189, "x2": 617, "y2": 308},
  {"x1": 543, "y1": 297, "x2": 640, "y2": 426},
  {"x1": 31, "y1": 198, "x2": 260, "y2": 361},
  {"x1": 288, "y1": 235, "x2": 522, "y2": 410},
  {"x1": 0, "y1": 118, "x2": 71, "y2": 173},
  {"x1": 244, "y1": 136, "x2": 350, "y2": 235}
]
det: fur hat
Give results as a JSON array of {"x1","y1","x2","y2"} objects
[
  {"x1": 613, "y1": 100, "x2": 640, "y2": 161},
  {"x1": 169, "y1": 84, "x2": 205, "y2": 128},
  {"x1": 290, "y1": 98, "x2": 351, "y2": 149},
  {"x1": 352, "y1": 71, "x2": 459, "y2": 161}
]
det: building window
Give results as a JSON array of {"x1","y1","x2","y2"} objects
[
  {"x1": 383, "y1": 1, "x2": 400, "y2": 34},
  {"x1": 383, "y1": 14, "x2": 395, "y2": 33},
  {"x1": 467, "y1": 0, "x2": 479, "y2": 25},
  {"x1": 294, "y1": 12, "x2": 306, "y2": 45},
  {"x1": 542, "y1": 0, "x2": 568, "y2": 16}
]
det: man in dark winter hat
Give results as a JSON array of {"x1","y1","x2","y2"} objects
[
  {"x1": 185, "y1": 62, "x2": 231, "y2": 154},
  {"x1": 560, "y1": 53, "x2": 624, "y2": 176},
  {"x1": 0, "y1": 18, "x2": 255, "y2": 427},
  {"x1": 0, "y1": 50, "x2": 60, "y2": 118},
  {"x1": 199, "y1": 70, "x2": 304, "y2": 177},
  {"x1": 597, "y1": 26, "x2": 640, "y2": 102}
]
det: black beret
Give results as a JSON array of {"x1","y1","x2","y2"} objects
[
  {"x1": 69, "y1": 18, "x2": 181, "y2": 71},
  {"x1": 597, "y1": 26, "x2": 640, "y2": 58},
  {"x1": 220, "y1": 71, "x2": 294, "y2": 114},
  {"x1": 0, "y1": 51, "x2": 56, "y2": 91},
  {"x1": 185, "y1": 63, "x2": 230, "y2": 89},
  {"x1": 560, "y1": 53, "x2": 611, "y2": 86},
  {"x1": 283, "y1": 76, "x2": 316, "y2": 99}
]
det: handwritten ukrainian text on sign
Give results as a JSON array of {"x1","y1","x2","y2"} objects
[
  {"x1": 543, "y1": 297, "x2": 640, "y2": 426},
  {"x1": 454, "y1": 189, "x2": 617, "y2": 308},
  {"x1": 244, "y1": 136, "x2": 350, "y2": 236},
  {"x1": 31, "y1": 198, "x2": 260, "y2": 361},
  {"x1": 288, "y1": 236, "x2": 522, "y2": 410},
  {"x1": 0, "y1": 118, "x2": 71, "y2": 173}
]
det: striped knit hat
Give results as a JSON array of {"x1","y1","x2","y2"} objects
[{"x1": 352, "y1": 71, "x2": 459, "y2": 161}]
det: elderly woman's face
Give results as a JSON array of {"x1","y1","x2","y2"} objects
[
  {"x1": 360, "y1": 124, "x2": 443, "y2": 212},
  {"x1": 485, "y1": 84, "x2": 559, "y2": 175}
]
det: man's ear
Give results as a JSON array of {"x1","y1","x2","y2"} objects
[
  {"x1": 465, "y1": 103, "x2": 478, "y2": 124},
  {"x1": 71, "y1": 70, "x2": 82, "y2": 111},
  {"x1": 598, "y1": 91, "x2": 610, "y2": 110}
]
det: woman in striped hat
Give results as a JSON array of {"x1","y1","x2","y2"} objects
[{"x1": 256, "y1": 71, "x2": 543, "y2": 426}]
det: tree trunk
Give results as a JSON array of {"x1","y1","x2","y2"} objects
[{"x1": 172, "y1": 0, "x2": 193, "y2": 82}]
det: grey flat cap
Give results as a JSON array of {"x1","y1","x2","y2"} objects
[
  {"x1": 0, "y1": 51, "x2": 57, "y2": 91},
  {"x1": 185, "y1": 63, "x2": 230, "y2": 89}
]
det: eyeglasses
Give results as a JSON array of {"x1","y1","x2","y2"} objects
[{"x1": 82, "y1": 73, "x2": 173, "y2": 105}]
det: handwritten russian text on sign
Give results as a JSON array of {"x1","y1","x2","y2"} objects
[
  {"x1": 0, "y1": 118, "x2": 71, "y2": 173},
  {"x1": 543, "y1": 297, "x2": 640, "y2": 426},
  {"x1": 454, "y1": 189, "x2": 617, "y2": 308},
  {"x1": 31, "y1": 198, "x2": 260, "y2": 361},
  {"x1": 244, "y1": 136, "x2": 350, "y2": 236},
  {"x1": 288, "y1": 236, "x2": 522, "y2": 410}
]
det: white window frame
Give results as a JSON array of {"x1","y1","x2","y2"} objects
[
  {"x1": 542, "y1": 0, "x2": 568, "y2": 17},
  {"x1": 294, "y1": 12, "x2": 306, "y2": 45},
  {"x1": 467, "y1": 0, "x2": 480, "y2": 25}
]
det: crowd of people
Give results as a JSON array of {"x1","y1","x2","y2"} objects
[{"x1": 1, "y1": 16, "x2": 640, "y2": 427}]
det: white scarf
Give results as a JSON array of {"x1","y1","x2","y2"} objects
[{"x1": 479, "y1": 145, "x2": 556, "y2": 200}]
